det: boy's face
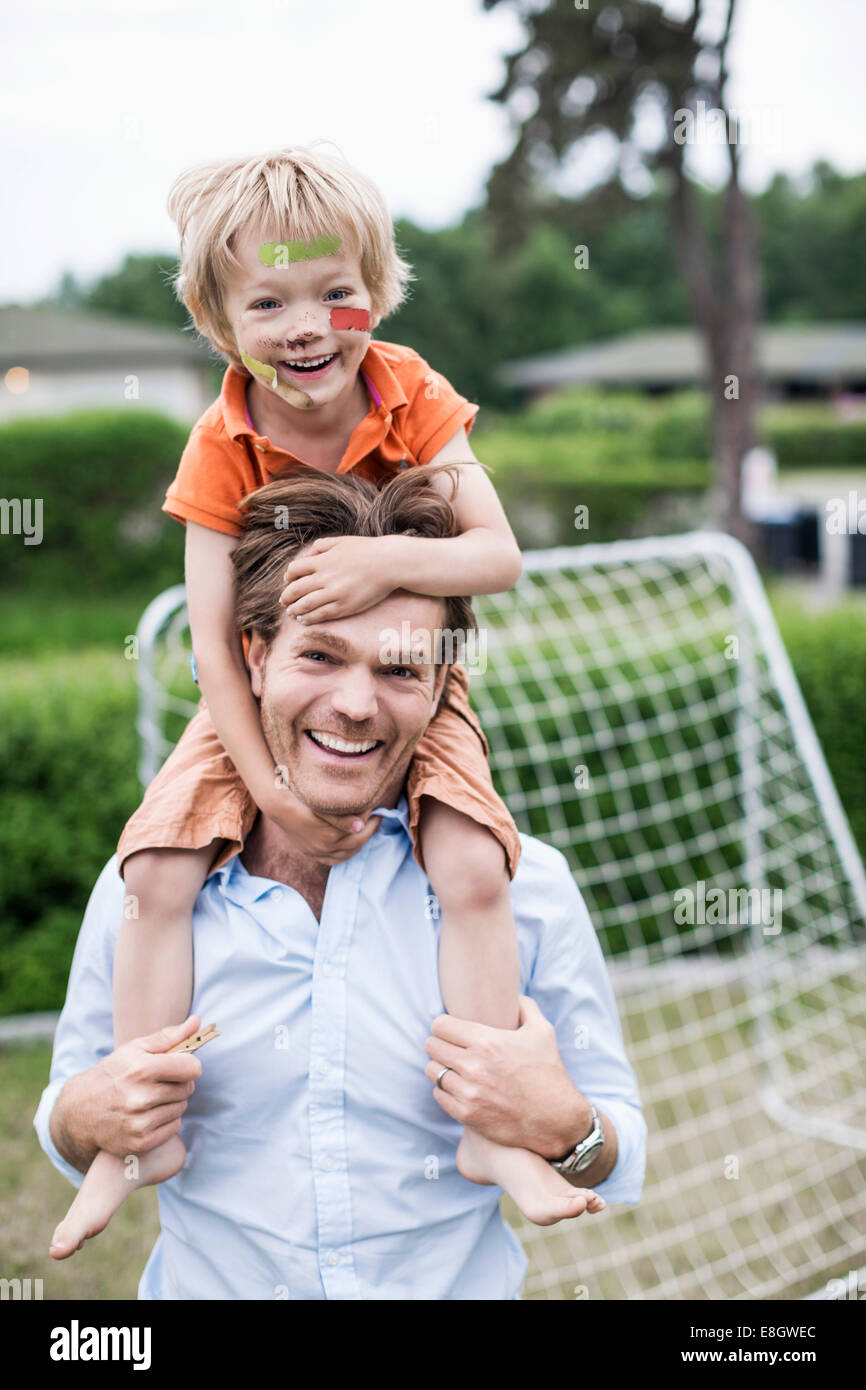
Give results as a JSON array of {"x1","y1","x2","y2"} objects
[{"x1": 223, "y1": 224, "x2": 379, "y2": 412}]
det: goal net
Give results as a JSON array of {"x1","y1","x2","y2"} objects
[{"x1": 137, "y1": 531, "x2": 866, "y2": 1301}]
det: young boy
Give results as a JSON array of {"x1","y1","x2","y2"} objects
[{"x1": 49, "y1": 146, "x2": 604, "y2": 1258}]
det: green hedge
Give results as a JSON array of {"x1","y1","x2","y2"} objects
[
  {"x1": 492, "y1": 387, "x2": 866, "y2": 470},
  {"x1": 0, "y1": 651, "x2": 138, "y2": 1015},
  {"x1": 508, "y1": 386, "x2": 713, "y2": 461},
  {"x1": 482, "y1": 426, "x2": 710, "y2": 546},
  {"x1": 776, "y1": 602, "x2": 866, "y2": 857},
  {"x1": 0, "y1": 409, "x2": 186, "y2": 594},
  {"x1": 513, "y1": 387, "x2": 656, "y2": 436},
  {"x1": 762, "y1": 408, "x2": 866, "y2": 468}
]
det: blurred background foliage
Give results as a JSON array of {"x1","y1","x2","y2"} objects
[{"x1": 42, "y1": 161, "x2": 866, "y2": 409}]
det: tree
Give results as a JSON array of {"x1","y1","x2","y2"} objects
[
  {"x1": 54, "y1": 271, "x2": 85, "y2": 310},
  {"x1": 84, "y1": 254, "x2": 188, "y2": 329},
  {"x1": 755, "y1": 166, "x2": 866, "y2": 324},
  {"x1": 481, "y1": 0, "x2": 762, "y2": 547}
]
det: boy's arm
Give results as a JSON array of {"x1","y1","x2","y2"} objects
[
  {"x1": 387, "y1": 427, "x2": 523, "y2": 597},
  {"x1": 185, "y1": 523, "x2": 375, "y2": 851},
  {"x1": 280, "y1": 429, "x2": 522, "y2": 622},
  {"x1": 185, "y1": 522, "x2": 284, "y2": 816}
]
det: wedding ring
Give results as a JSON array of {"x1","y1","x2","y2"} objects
[{"x1": 435, "y1": 1066, "x2": 452, "y2": 1089}]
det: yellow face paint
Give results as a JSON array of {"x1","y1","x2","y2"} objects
[{"x1": 238, "y1": 346, "x2": 314, "y2": 410}]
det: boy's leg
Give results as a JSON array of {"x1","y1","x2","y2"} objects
[
  {"x1": 420, "y1": 798, "x2": 605, "y2": 1225},
  {"x1": 419, "y1": 797, "x2": 519, "y2": 1029},
  {"x1": 409, "y1": 662, "x2": 523, "y2": 1029},
  {"x1": 52, "y1": 700, "x2": 248, "y2": 1260},
  {"x1": 406, "y1": 662, "x2": 521, "y2": 881},
  {"x1": 50, "y1": 1135, "x2": 189, "y2": 1260},
  {"x1": 453, "y1": 1127, "x2": 606, "y2": 1226},
  {"x1": 114, "y1": 843, "x2": 218, "y2": 1043},
  {"x1": 52, "y1": 704, "x2": 260, "y2": 1257},
  {"x1": 411, "y1": 670, "x2": 605, "y2": 1226},
  {"x1": 50, "y1": 841, "x2": 220, "y2": 1259},
  {"x1": 116, "y1": 702, "x2": 258, "y2": 877}
]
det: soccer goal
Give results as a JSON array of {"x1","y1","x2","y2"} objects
[{"x1": 136, "y1": 531, "x2": 866, "y2": 1301}]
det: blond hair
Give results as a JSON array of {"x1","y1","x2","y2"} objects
[{"x1": 166, "y1": 144, "x2": 415, "y2": 366}]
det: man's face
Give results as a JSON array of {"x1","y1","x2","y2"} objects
[
  {"x1": 248, "y1": 585, "x2": 450, "y2": 822},
  {"x1": 223, "y1": 223, "x2": 378, "y2": 412}
]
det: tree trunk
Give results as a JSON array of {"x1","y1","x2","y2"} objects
[
  {"x1": 718, "y1": 132, "x2": 762, "y2": 553},
  {"x1": 709, "y1": 335, "x2": 758, "y2": 551},
  {"x1": 666, "y1": 98, "x2": 761, "y2": 551}
]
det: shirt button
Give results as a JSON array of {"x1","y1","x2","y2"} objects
[
  {"x1": 314, "y1": 1060, "x2": 329, "y2": 1077},
  {"x1": 322, "y1": 962, "x2": 334, "y2": 977},
  {"x1": 322, "y1": 1156, "x2": 338, "y2": 1172},
  {"x1": 271, "y1": 888, "x2": 284, "y2": 901},
  {"x1": 397, "y1": 458, "x2": 408, "y2": 470},
  {"x1": 327, "y1": 1251, "x2": 340, "y2": 1266}
]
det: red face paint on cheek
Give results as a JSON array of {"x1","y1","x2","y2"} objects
[{"x1": 330, "y1": 307, "x2": 371, "y2": 332}]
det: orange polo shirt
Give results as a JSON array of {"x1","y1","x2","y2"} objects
[{"x1": 163, "y1": 340, "x2": 480, "y2": 538}]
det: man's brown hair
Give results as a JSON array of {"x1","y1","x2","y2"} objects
[{"x1": 231, "y1": 463, "x2": 478, "y2": 666}]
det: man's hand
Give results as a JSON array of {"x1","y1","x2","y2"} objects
[
  {"x1": 50, "y1": 1015, "x2": 205, "y2": 1174},
  {"x1": 264, "y1": 780, "x2": 381, "y2": 865},
  {"x1": 280, "y1": 535, "x2": 402, "y2": 624},
  {"x1": 424, "y1": 995, "x2": 590, "y2": 1161}
]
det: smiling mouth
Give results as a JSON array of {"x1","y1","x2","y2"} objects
[
  {"x1": 279, "y1": 352, "x2": 339, "y2": 376},
  {"x1": 306, "y1": 729, "x2": 383, "y2": 759}
]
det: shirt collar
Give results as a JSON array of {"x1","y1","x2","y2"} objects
[
  {"x1": 220, "y1": 342, "x2": 409, "y2": 443},
  {"x1": 211, "y1": 792, "x2": 411, "y2": 904}
]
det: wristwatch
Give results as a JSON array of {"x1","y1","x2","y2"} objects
[{"x1": 549, "y1": 1101, "x2": 604, "y2": 1175}]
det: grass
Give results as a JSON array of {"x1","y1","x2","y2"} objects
[{"x1": 0, "y1": 1042, "x2": 159, "y2": 1300}]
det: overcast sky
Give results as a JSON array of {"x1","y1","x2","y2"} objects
[{"x1": 2, "y1": 0, "x2": 864, "y2": 304}]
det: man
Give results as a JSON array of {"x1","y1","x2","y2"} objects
[{"x1": 34, "y1": 466, "x2": 646, "y2": 1300}]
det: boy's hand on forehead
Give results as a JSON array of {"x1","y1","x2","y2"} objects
[{"x1": 280, "y1": 534, "x2": 404, "y2": 624}]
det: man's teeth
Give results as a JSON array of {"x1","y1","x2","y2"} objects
[
  {"x1": 283, "y1": 353, "x2": 335, "y2": 369},
  {"x1": 309, "y1": 730, "x2": 378, "y2": 754}
]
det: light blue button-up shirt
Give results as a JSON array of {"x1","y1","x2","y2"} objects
[{"x1": 34, "y1": 794, "x2": 645, "y2": 1300}]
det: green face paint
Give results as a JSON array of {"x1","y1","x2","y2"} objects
[
  {"x1": 238, "y1": 346, "x2": 314, "y2": 410},
  {"x1": 259, "y1": 233, "x2": 342, "y2": 267}
]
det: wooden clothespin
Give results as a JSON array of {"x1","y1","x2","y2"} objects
[{"x1": 168, "y1": 1022, "x2": 220, "y2": 1054}]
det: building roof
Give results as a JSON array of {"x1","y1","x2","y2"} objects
[
  {"x1": 0, "y1": 305, "x2": 211, "y2": 370},
  {"x1": 497, "y1": 324, "x2": 866, "y2": 391}
]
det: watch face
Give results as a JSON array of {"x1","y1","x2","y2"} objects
[
  {"x1": 572, "y1": 1145, "x2": 600, "y2": 1173},
  {"x1": 571, "y1": 1112, "x2": 604, "y2": 1171},
  {"x1": 551, "y1": 1108, "x2": 602, "y2": 1173}
]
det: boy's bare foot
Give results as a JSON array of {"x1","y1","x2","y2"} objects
[
  {"x1": 49, "y1": 1135, "x2": 186, "y2": 1260},
  {"x1": 456, "y1": 1127, "x2": 606, "y2": 1227}
]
